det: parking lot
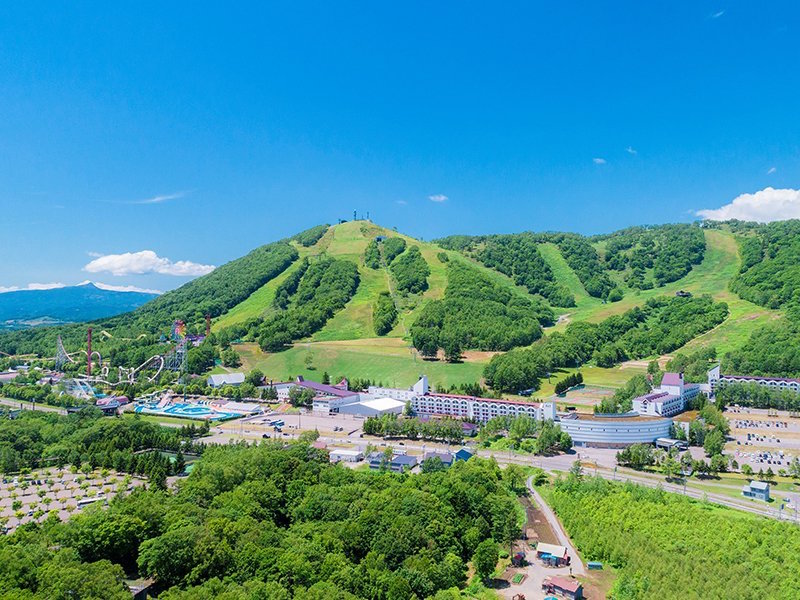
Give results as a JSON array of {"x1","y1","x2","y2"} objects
[{"x1": 726, "y1": 407, "x2": 800, "y2": 472}]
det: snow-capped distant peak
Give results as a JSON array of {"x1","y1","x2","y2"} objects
[{"x1": 77, "y1": 280, "x2": 162, "y2": 294}]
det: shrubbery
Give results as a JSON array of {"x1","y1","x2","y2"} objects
[
  {"x1": 372, "y1": 292, "x2": 397, "y2": 336},
  {"x1": 554, "y1": 372, "x2": 583, "y2": 395},
  {"x1": 391, "y1": 245, "x2": 430, "y2": 294},
  {"x1": 547, "y1": 476, "x2": 800, "y2": 599},
  {"x1": 484, "y1": 295, "x2": 728, "y2": 393}
]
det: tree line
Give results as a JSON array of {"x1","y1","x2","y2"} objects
[
  {"x1": 391, "y1": 245, "x2": 431, "y2": 294},
  {"x1": 0, "y1": 409, "x2": 203, "y2": 478},
  {"x1": 598, "y1": 224, "x2": 705, "y2": 290},
  {"x1": 291, "y1": 224, "x2": 330, "y2": 247},
  {"x1": 484, "y1": 295, "x2": 727, "y2": 393},
  {"x1": 411, "y1": 261, "x2": 554, "y2": 361},
  {"x1": 362, "y1": 414, "x2": 464, "y2": 443},
  {"x1": 372, "y1": 292, "x2": 397, "y2": 336},
  {"x1": 246, "y1": 257, "x2": 360, "y2": 352}
]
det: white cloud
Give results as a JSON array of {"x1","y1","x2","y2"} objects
[
  {"x1": 626, "y1": 146, "x2": 637, "y2": 155},
  {"x1": 767, "y1": 166, "x2": 777, "y2": 175},
  {"x1": 428, "y1": 194, "x2": 448, "y2": 202},
  {"x1": 0, "y1": 283, "x2": 66, "y2": 294},
  {"x1": 130, "y1": 191, "x2": 187, "y2": 205},
  {"x1": 593, "y1": 157, "x2": 607, "y2": 165},
  {"x1": 710, "y1": 10, "x2": 725, "y2": 19},
  {"x1": 396, "y1": 200, "x2": 408, "y2": 206},
  {"x1": 696, "y1": 187, "x2": 800, "y2": 222},
  {"x1": 83, "y1": 250, "x2": 216, "y2": 277}
]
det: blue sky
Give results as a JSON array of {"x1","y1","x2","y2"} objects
[{"x1": 1, "y1": 2, "x2": 799, "y2": 292}]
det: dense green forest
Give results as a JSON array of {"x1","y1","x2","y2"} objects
[
  {"x1": 274, "y1": 258, "x2": 310, "y2": 309},
  {"x1": 437, "y1": 232, "x2": 617, "y2": 300},
  {"x1": 550, "y1": 233, "x2": 617, "y2": 299},
  {"x1": 0, "y1": 440, "x2": 522, "y2": 599},
  {"x1": 545, "y1": 476, "x2": 800, "y2": 599},
  {"x1": 0, "y1": 410, "x2": 202, "y2": 479},
  {"x1": 438, "y1": 224, "x2": 707, "y2": 301},
  {"x1": 253, "y1": 257, "x2": 360, "y2": 351},
  {"x1": 484, "y1": 295, "x2": 727, "y2": 392},
  {"x1": 292, "y1": 224, "x2": 330, "y2": 247},
  {"x1": 372, "y1": 292, "x2": 397, "y2": 336},
  {"x1": 724, "y1": 220, "x2": 800, "y2": 309},
  {"x1": 391, "y1": 246, "x2": 431, "y2": 294},
  {"x1": 596, "y1": 224, "x2": 705, "y2": 289},
  {"x1": 411, "y1": 261, "x2": 554, "y2": 360}
]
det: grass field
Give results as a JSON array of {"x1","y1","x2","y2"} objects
[{"x1": 236, "y1": 338, "x2": 486, "y2": 388}]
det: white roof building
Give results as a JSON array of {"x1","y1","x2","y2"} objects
[
  {"x1": 207, "y1": 373, "x2": 245, "y2": 388},
  {"x1": 339, "y1": 397, "x2": 406, "y2": 417}
]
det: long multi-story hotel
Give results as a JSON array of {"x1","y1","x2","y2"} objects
[
  {"x1": 708, "y1": 365, "x2": 800, "y2": 397},
  {"x1": 369, "y1": 376, "x2": 556, "y2": 422}
]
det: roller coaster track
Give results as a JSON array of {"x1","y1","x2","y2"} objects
[
  {"x1": 98, "y1": 330, "x2": 148, "y2": 341},
  {"x1": 55, "y1": 336, "x2": 77, "y2": 371}
]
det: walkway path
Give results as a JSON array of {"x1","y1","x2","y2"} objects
[{"x1": 526, "y1": 476, "x2": 585, "y2": 576}]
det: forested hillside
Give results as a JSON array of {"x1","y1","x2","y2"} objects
[
  {"x1": 484, "y1": 294, "x2": 728, "y2": 392},
  {"x1": 0, "y1": 240, "x2": 299, "y2": 357},
  {"x1": 722, "y1": 220, "x2": 800, "y2": 309},
  {"x1": 410, "y1": 260, "x2": 554, "y2": 359},
  {"x1": 594, "y1": 224, "x2": 705, "y2": 289},
  {"x1": 0, "y1": 440, "x2": 522, "y2": 599},
  {"x1": 437, "y1": 223, "x2": 705, "y2": 302},
  {"x1": 248, "y1": 257, "x2": 360, "y2": 351}
]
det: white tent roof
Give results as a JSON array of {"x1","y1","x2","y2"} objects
[{"x1": 360, "y1": 397, "x2": 406, "y2": 411}]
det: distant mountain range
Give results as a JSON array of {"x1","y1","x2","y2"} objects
[{"x1": 0, "y1": 282, "x2": 159, "y2": 329}]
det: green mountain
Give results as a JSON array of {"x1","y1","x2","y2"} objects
[
  {"x1": 0, "y1": 219, "x2": 794, "y2": 389},
  {"x1": 0, "y1": 282, "x2": 157, "y2": 329}
]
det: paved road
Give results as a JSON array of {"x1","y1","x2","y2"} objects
[{"x1": 526, "y1": 476, "x2": 585, "y2": 576}]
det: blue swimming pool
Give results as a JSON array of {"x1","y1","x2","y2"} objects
[{"x1": 135, "y1": 402, "x2": 239, "y2": 421}]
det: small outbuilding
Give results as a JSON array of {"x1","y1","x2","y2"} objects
[
  {"x1": 454, "y1": 448, "x2": 474, "y2": 462},
  {"x1": 742, "y1": 480, "x2": 770, "y2": 502},
  {"x1": 329, "y1": 449, "x2": 364, "y2": 463},
  {"x1": 390, "y1": 455, "x2": 418, "y2": 473},
  {"x1": 536, "y1": 542, "x2": 570, "y2": 567},
  {"x1": 542, "y1": 576, "x2": 583, "y2": 599},
  {"x1": 423, "y1": 451, "x2": 454, "y2": 468}
]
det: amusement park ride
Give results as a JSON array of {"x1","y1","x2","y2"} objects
[{"x1": 54, "y1": 318, "x2": 207, "y2": 387}]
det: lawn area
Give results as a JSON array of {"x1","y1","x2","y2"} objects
[
  {"x1": 122, "y1": 413, "x2": 203, "y2": 427},
  {"x1": 236, "y1": 338, "x2": 486, "y2": 388},
  {"x1": 538, "y1": 242, "x2": 600, "y2": 313}
]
